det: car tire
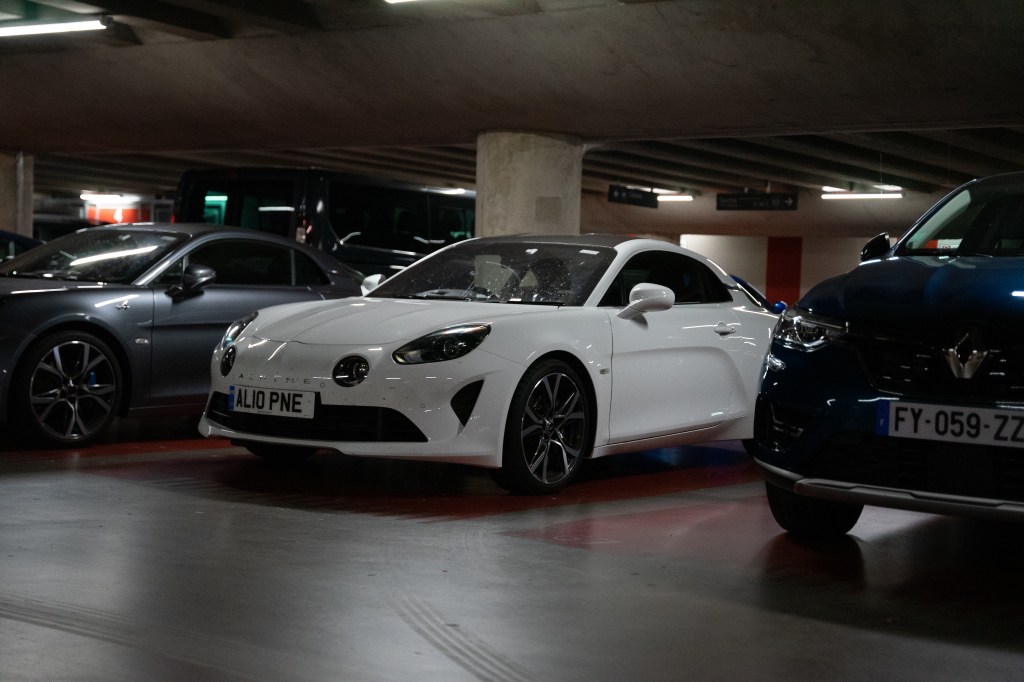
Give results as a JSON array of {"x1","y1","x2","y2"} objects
[
  {"x1": 493, "y1": 358, "x2": 593, "y2": 494},
  {"x1": 243, "y1": 441, "x2": 318, "y2": 463},
  {"x1": 764, "y1": 481, "x2": 863, "y2": 539},
  {"x1": 14, "y1": 330, "x2": 123, "y2": 447}
]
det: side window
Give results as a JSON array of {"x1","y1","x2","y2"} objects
[
  {"x1": 327, "y1": 183, "x2": 430, "y2": 252},
  {"x1": 598, "y1": 251, "x2": 731, "y2": 306},
  {"x1": 157, "y1": 240, "x2": 305, "y2": 286},
  {"x1": 431, "y1": 201, "x2": 475, "y2": 243},
  {"x1": 186, "y1": 179, "x2": 297, "y2": 236},
  {"x1": 292, "y1": 250, "x2": 330, "y2": 286}
]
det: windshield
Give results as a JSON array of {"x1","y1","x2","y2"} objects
[
  {"x1": 0, "y1": 229, "x2": 188, "y2": 283},
  {"x1": 370, "y1": 240, "x2": 617, "y2": 305},
  {"x1": 898, "y1": 179, "x2": 1024, "y2": 256}
]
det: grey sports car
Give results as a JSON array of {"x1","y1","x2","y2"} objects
[{"x1": 0, "y1": 223, "x2": 362, "y2": 447}]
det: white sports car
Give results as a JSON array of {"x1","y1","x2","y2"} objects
[{"x1": 198, "y1": 234, "x2": 778, "y2": 493}]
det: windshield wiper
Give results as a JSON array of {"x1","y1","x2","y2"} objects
[
  {"x1": 507, "y1": 299, "x2": 567, "y2": 306},
  {"x1": 409, "y1": 288, "x2": 502, "y2": 301}
]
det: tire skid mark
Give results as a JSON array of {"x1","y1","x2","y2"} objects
[
  {"x1": 395, "y1": 593, "x2": 534, "y2": 682},
  {"x1": 0, "y1": 592, "x2": 305, "y2": 681}
]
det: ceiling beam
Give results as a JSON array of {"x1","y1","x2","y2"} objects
[
  {"x1": 665, "y1": 138, "x2": 936, "y2": 194},
  {"x1": 741, "y1": 136, "x2": 948, "y2": 193},
  {"x1": 833, "y1": 131, "x2": 1016, "y2": 186}
]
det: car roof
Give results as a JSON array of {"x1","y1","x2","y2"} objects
[
  {"x1": 86, "y1": 222, "x2": 355, "y2": 273},
  {"x1": 465, "y1": 233, "x2": 640, "y2": 249},
  {"x1": 94, "y1": 222, "x2": 299, "y2": 244}
]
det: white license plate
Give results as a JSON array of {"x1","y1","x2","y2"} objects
[
  {"x1": 880, "y1": 401, "x2": 1024, "y2": 447},
  {"x1": 229, "y1": 385, "x2": 315, "y2": 419}
]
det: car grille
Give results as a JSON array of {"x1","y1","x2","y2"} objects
[
  {"x1": 205, "y1": 391, "x2": 427, "y2": 442},
  {"x1": 810, "y1": 432, "x2": 1024, "y2": 502},
  {"x1": 850, "y1": 335, "x2": 1024, "y2": 402}
]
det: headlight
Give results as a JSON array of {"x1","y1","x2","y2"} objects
[
  {"x1": 219, "y1": 311, "x2": 258, "y2": 350},
  {"x1": 774, "y1": 307, "x2": 845, "y2": 352},
  {"x1": 393, "y1": 324, "x2": 491, "y2": 364}
]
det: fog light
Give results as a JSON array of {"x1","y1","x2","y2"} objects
[{"x1": 334, "y1": 355, "x2": 369, "y2": 387}]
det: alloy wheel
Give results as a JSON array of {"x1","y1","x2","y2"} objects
[
  {"x1": 519, "y1": 370, "x2": 587, "y2": 487},
  {"x1": 28, "y1": 338, "x2": 119, "y2": 443}
]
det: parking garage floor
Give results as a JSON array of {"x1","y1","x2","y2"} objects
[{"x1": 2, "y1": 417, "x2": 1024, "y2": 681}]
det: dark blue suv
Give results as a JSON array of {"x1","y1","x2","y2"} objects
[{"x1": 753, "y1": 172, "x2": 1024, "y2": 537}]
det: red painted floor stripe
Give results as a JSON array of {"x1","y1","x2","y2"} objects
[
  {"x1": 1, "y1": 417, "x2": 762, "y2": 522},
  {"x1": 79, "y1": 443, "x2": 761, "y2": 521}
]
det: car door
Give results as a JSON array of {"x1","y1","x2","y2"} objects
[
  {"x1": 601, "y1": 250, "x2": 746, "y2": 443},
  {"x1": 147, "y1": 237, "x2": 329, "y2": 407}
]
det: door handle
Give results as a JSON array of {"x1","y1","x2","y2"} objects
[{"x1": 714, "y1": 322, "x2": 736, "y2": 336}]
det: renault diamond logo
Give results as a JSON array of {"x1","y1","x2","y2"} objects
[{"x1": 943, "y1": 329, "x2": 988, "y2": 379}]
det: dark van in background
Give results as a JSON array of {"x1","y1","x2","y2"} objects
[{"x1": 172, "y1": 167, "x2": 475, "y2": 276}]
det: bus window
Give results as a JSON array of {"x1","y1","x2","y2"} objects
[
  {"x1": 432, "y1": 204, "x2": 474, "y2": 242},
  {"x1": 328, "y1": 183, "x2": 430, "y2": 252},
  {"x1": 174, "y1": 168, "x2": 477, "y2": 276},
  {"x1": 182, "y1": 178, "x2": 297, "y2": 237}
]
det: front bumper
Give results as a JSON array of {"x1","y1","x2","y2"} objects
[
  {"x1": 199, "y1": 340, "x2": 528, "y2": 468},
  {"x1": 753, "y1": 342, "x2": 1024, "y2": 520}
]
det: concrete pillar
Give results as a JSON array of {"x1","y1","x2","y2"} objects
[
  {"x1": 475, "y1": 132, "x2": 583, "y2": 237},
  {"x1": 0, "y1": 153, "x2": 33, "y2": 237}
]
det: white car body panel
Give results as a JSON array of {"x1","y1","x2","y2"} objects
[{"x1": 198, "y1": 235, "x2": 778, "y2": 476}]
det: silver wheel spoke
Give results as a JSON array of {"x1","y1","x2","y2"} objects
[{"x1": 527, "y1": 438, "x2": 550, "y2": 477}]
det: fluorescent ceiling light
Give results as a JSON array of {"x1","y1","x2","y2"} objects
[
  {"x1": 821, "y1": 192, "x2": 903, "y2": 200},
  {"x1": 80, "y1": 192, "x2": 140, "y2": 204},
  {"x1": 657, "y1": 194, "x2": 694, "y2": 202},
  {"x1": 873, "y1": 183, "x2": 903, "y2": 192},
  {"x1": 0, "y1": 19, "x2": 106, "y2": 37}
]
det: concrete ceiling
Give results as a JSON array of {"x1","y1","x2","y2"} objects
[{"x1": 4, "y1": 0, "x2": 1024, "y2": 237}]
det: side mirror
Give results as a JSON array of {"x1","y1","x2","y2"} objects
[
  {"x1": 361, "y1": 272, "x2": 386, "y2": 295},
  {"x1": 860, "y1": 232, "x2": 891, "y2": 261},
  {"x1": 771, "y1": 300, "x2": 788, "y2": 314},
  {"x1": 166, "y1": 263, "x2": 216, "y2": 298},
  {"x1": 617, "y1": 283, "x2": 674, "y2": 320}
]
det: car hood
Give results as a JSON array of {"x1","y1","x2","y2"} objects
[
  {"x1": 250, "y1": 297, "x2": 560, "y2": 345},
  {"x1": 801, "y1": 255, "x2": 1024, "y2": 331}
]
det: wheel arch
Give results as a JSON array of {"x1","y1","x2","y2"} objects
[{"x1": 517, "y1": 349, "x2": 599, "y2": 456}]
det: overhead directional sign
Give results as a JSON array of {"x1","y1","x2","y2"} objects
[
  {"x1": 608, "y1": 184, "x2": 659, "y2": 209},
  {"x1": 717, "y1": 192, "x2": 798, "y2": 211}
]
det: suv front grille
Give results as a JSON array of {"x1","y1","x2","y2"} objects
[
  {"x1": 205, "y1": 391, "x2": 427, "y2": 442},
  {"x1": 851, "y1": 335, "x2": 1024, "y2": 402}
]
